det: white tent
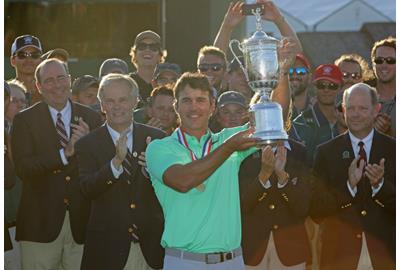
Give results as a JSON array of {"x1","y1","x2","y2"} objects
[{"x1": 245, "y1": 0, "x2": 395, "y2": 36}]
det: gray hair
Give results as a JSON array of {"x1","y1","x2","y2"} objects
[
  {"x1": 343, "y1": 82, "x2": 378, "y2": 107},
  {"x1": 35, "y1": 58, "x2": 69, "y2": 83},
  {"x1": 97, "y1": 73, "x2": 139, "y2": 101}
]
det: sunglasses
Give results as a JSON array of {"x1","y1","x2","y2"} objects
[
  {"x1": 374, "y1": 57, "x2": 396, "y2": 65},
  {"x1": 136, "y1": 42, "x2": 160, "y2": 52},
  {"x1": 289, "y1": 67, "x2": 308, "y2": 76},
  {"x1": 198, "y1": 63, "x2": 225, "y2": 72},
  {"x1": 315, "y1": 81, "x2": 340, "y2": 91},
  {"x1": 16, "y1": 51, "x2": 41, "y2": 60},
  {"x1": 342, "y1": 72, "x2": 361, "y2": 80}
]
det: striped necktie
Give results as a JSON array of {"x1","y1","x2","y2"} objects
[
  {"x1": 122, "y1": 149, "x2": 135, "y2": 177},
  {"x1": 56, "y1": 113, "x2": 69, "y2": 148}
]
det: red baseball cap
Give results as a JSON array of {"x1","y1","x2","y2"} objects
[
  {"x1": 295, "y1": 53, "x2": 311, "y2": 69},
  {"x1": 312, "y1": 64, "x2": 343, "y2": 84}
]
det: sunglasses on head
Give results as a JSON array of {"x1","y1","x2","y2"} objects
[
  {"x1": 16, "y1": 51, "x2": 41, "y2": 60},
  {"x1": 374, "y1": 57, "x2": 396, "y2": 65},
  {"x1": 289, "y1": 67, "x2": 308, "y2": 76},
  {"x1": 315, "y1": 81, "x2": 340, "y2": 91},
  {"x1": 136, "y1": 42, "x2": 160, "y2": 52},
  {"x1": 198, "y1": 63, "x2": 225, "y2": 72},
  {"x1": 342, "y1": 72, "x2": 361, "y2": 80}
]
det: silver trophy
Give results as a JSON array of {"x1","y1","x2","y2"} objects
[{"x1": 229, "y1": 8, "x2": 288, "y2": 145}]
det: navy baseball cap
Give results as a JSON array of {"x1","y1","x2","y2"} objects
[
  {"x1": 217, "y1": 91, "x2": 247, "y2": 108},
  {"x1": 11, "y1": 35, "x2": 42, "y2": 55},
  {"x1": 99, "y1": 58, "x2": 129, "y2": 78}
]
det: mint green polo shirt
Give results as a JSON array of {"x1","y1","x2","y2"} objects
[{"x1": 146, "y1": 125, "x2": 255, "y2": 253}]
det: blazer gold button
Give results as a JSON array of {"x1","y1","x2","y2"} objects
[
  {"x1": 361, "y1": 210, "x2": 367, "y2": 216},
  {"x1": 130, "y1": 203, "x2": 136, "y2": 209},
  {"x1": 269, "y1": 204, "x2": 275, "y2": 210},
  {"x1": 53, "y1": 170, "x2": 57, "y2": 174},
  {"x1": 356, "y1": 233, "x2": 362, "y2": 239},
  {"x1": 132, "y1": 151, "x2": 138, "y2": 158},
  {"x1": 65, "y1": 176, "x2": 71, "y2": 181},
  {"x1": 128, "y1": 228, "x2": 133, "y2": 233},
  {"x1": 273, "y1": 225, "x2": 279, "y2": 230}
]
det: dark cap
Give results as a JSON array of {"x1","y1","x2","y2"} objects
[
  {"x1": 72, "y1": 75, "x2": 99, "y2": 95},
  {"x1": 4, "y1": 81, "x2": 11, "y2": 97},
  {"x1": 41, "y1": 48, "x2": 69, "y2": 62},
  {"x1": 153, "y1": 62, "x2": 182, "y2": 79},
  {"x1": 228, "y1": 56, "x2": 245, "y2": 73},
  {"x1": 295, "y1": 53, "x2": 311, "y2": 69},
  {"x1": 99, "y1": 58, "x2": 129, "y2": 78},
  {"x1": 313, "y1": 64, "x2": 343, "y2": 85},
  {"x1": 134, "y1": 30, "x2": 161, "y2": 46},
  {"x1": 11, "y1": 35, "x2": 42, "y2": 55},
  {"x1": 217, "y1": 91, "x2": 247, "y2": 108}
]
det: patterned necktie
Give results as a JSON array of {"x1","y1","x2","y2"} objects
[
  {"x1": 56, "y1": 113, "x2": 69, "y2": 148},
  {"x1": 357, "y1": 141, "x2": 367, "y2": 168},
  {"x1": 122, "y1": 149, "x2": 135, "y2": 177}
]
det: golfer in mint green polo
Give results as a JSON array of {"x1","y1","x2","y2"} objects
[{"x1": 146, "y1": 72, "x2": 259, "y2": 270}]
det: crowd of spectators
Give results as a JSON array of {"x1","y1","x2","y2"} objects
[{"x1": 4, "y1": 1, "x2": 395, "y2": 270}]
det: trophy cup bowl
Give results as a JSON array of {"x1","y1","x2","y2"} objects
[{"x1": 229, "y1": 26, "x2": 288, "y2": 145}]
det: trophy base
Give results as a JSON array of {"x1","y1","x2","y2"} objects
[{"x1": 252, "y1": 131, "x2": 288, "y2": 147}]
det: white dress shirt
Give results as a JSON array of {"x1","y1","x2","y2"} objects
[
  {"x1": 347, "y1": 129, "x2": 383, "y2": 197},
  {"x1": 48, "y1": 101, "x2": 71, "y2": 165}
]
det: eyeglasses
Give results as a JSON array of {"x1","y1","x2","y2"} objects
[
  {"x1": 289, "y1": 67, "x2": 308, "y2": 76},
  {"x1": 136, "y1": 42, "x2": 160, "y2": 52},
  {"x1": 315, "y1": 81, "x2": 340, "y2": 91},
  {"x1": 342, "y1": 72, "x2": 361, "y2": 80},
  {"x1": 16, "y1": 51, "x2": 41, "y2": 60},
  {"x1": 198, "y1": 63, "x2": 225, "y2": 72},
  {"x1": 374, "y1": 57, "x2": 396, "y2": 65}
]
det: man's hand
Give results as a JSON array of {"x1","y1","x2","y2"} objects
[
  {"x1": 348, "y1": 158, "x2": 365, "y2": 189},
  {"x1": 365, "y1": 158, "x2": 385, "y2": 188},
  {"x1": 146, "y1": 117, "x2": 163, "y2": 130},
  {"x1": 375, "y1": 113, "x2": 391, "y2": 134},
  {"x1": 138, "y1": 136, "x2": 152, "y2": 167},
  {"x1": 223, "y1": 1, "x2": 245, "y2": 30},
  {"x1": 278, "y1": 37, "x2": 300, "y2": 73},
  {"x1": 258, "y1": 145, "x2": 275, "y2": 184},
  {"x1": 225, "y1": 128, "x2": 259, "y2": 152},
  {"x1": 112, "y1": 129, "x2": 130, "y2": 169},
  {"x1": 65, "y1": 118, "x2": 90, "y2": 158},
  {"x1": 274, "y1": 145, "x2": 288, "y2": 185},
  {"x1": 257, "y1": 0, "x2": 283, "y2": 23}
]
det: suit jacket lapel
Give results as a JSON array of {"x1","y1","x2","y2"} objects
[
  {"x1": 369, "y1": 130, "x2": 381, "y2": 165},
  {"x1": 337, "y1": 132, "x2": 355, "y2": 181},
  {"x1": 70, "y1": 101, "x2": 78, "y2": 135},
  {"x1": 98, "y1": 124, "x2": 117, "y2": 162},
  {"x1": 131, "y1": 122, "x2": 146, "y2": 174}
]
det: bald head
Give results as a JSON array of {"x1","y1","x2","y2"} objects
[{"x1": 343, "y1": 82, "x2": 380, "y2": 138}]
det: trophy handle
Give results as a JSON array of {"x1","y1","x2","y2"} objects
[{"x1": 229, "y1": 39, "x2": 249, "y2": 82}]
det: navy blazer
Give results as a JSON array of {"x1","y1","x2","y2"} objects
[
  {"x1": 311, "y1": 130, "x2": 395, "y2": 270},
  {"x1": 11, "y1": 101, "x2": 103, "y2": 244},
  {"x1": 76, "y1": 122, "x2": 165, "y2": 270},
  {"x1": 239, "y1": 140, "x2": 312, "y2": 266}
]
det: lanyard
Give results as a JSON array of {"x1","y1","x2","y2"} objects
[
  {"x1": 177, "y1": 127, "x2": 212, "y2": 161},
  {"x1": 177, "y1": 127, "x2": 212, "y2": 191}
]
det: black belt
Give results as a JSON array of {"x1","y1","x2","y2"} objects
[{"x1": 165, "y1": 247, "x2": 242, "y2": 264}]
